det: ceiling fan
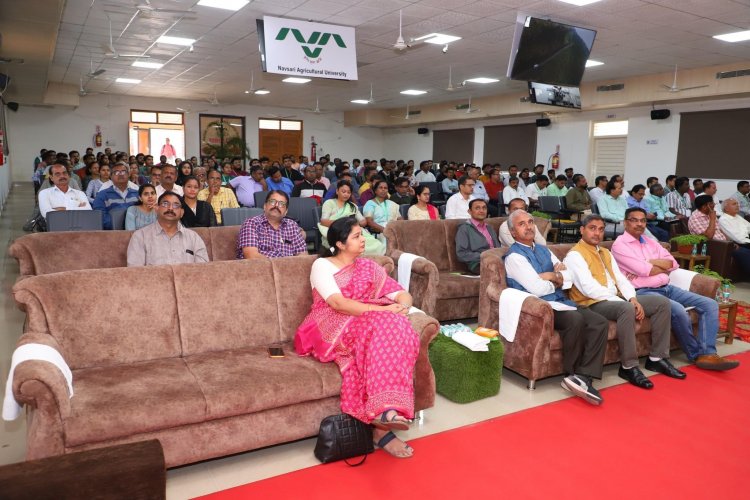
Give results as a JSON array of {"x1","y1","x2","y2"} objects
[
  {"x1": 79, "y1": 76, "x2": 102, "y2": 97},
  {"x1": 451, "y1": 96, "x2": 479, "y2": 114},
  {"x1": 390, "y1": 104, "x2": 417, "y2": 120},
  {"x1": 103, "y1": 18, "x2": 150, "y2": 59},
  {"x1": 361, "y1": 10, "x2": 428, "y2": 53},
  {"x1": 176, "y1": 105, "x2": 207, "y2": 114},
  {"x1": 306, "y1": 98, "x2": 335, "y2": 115},
  {"x1": 660, "y1": 65, "x2": 709, "y2": 93},
  {"x1": 87, "y1": 55, "x2": 106, "y2": 78},
  {"x1": 445, "y1": 66, "x2": 465, "y2": 92},
  {"x1": 244, "y1": 71, "x2": 269, "y2": 95},
  {"x1": 207, "y1": 88, "x2": 220, "y2": 106}
]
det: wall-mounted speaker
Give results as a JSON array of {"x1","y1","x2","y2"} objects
[
  {"x1": 536, "y1": 118, "x2": 551, "y2": 127},
  {"x1": 417, "y1": 127, "x2": 429, "y2": 135},
  {"x1": 650, "y1": 109, "x2": 671, "y2": 120},
  {"x1": 6, "y1": 101, "x2": 19, "y2": 112}
]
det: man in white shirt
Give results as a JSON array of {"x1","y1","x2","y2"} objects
[
  {"x1": 499, "y1": 198, "x2": 547, "y2": 247},
  {"x1": 720, "y1": 198, "x2": 750, "y2": 244},
  {"x1": 444, "y1": 176, "x2": 476, "y2": 219},
  {"x1": 525, "y1": 174, "x2": 549, "y2": 206},
  {"x1": 588, "y1": 176, "x2": 608, "y2": 206},
  {"x1": 730, "y1": 181, "x2": 750, "y2": 219},
  {"x1": 38, "y1": 163, "x2": 92, "y2": 218},
  {"x1": 564, "y1": 214, "x2": 682, "y2": 389},
  {"x1": 414, "y1": 160, "x2": 436, "y2": 184},
  {"x1": 702, "y1": 181, "x2": 723, "y2": 217},
  {"x1": 467, "y1": 166, "x2": 489, "y2": 202},
  {"x1": 502, "y1": 176, "x2": 529, "y2": 206},
  {"x1": 155, "y1": 164, "x2": 184, "y2": 198},
  {"x1": 502, "y1": 165, "x2": 526, "y2": 189}
]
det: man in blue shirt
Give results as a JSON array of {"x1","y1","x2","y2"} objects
[
  {"x1": 92, "y1": 161, "x2": 139, "y2": 229},
  {"x1": 264, "y1": 166, "x2": 294, "y2": 196},
  {"x1": 230, "y1": 165, "x2": 267, "y2": 207}
]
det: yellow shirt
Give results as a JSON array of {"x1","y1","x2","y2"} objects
[
  {"x1": 197, "y1": 187, "x2": 239, "y2": 224},
  {"x1": 358, "y1": 182, "x2": 371, "y2": 195}
]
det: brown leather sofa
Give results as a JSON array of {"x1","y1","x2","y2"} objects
[
  {"x1": 10, "y1": 255, "x2": 440, "y2": 467},
  {"x1": 9, "y1": 226, "x2": 242, "y2": 279},
  {"x1": 383, "y1": 217, "x2": 550, "y2": 322},
  {"x1": 477, "y1": 241, "x2": 721, "y2": 389}
]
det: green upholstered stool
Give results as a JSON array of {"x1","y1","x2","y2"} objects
[{"x1": 428, "y1": 334, "x2": 504, "y2": 403}]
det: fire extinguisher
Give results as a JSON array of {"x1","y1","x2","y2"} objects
[
  {"x1": 310, "y1": 136, "x2": 317, "y2": 162},
  {"x1": 94, "y1": 126, "x2": 102, "y2": 148},
  {"x1": 551, "y1": 144, "x2": 560, "y2": 170},
  {"x1": 0, "y1": 130, "x2": 4, "y2": 165}
]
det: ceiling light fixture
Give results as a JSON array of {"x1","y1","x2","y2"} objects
[
  {"x1": 283, "y1": 77, "x2": 311, "y2": 83},
  {"x1": 413, "y1": 33, "x2": 462, "y2": 45},
  {"x1": 115, "y1": 78, "x2": 141, "y2": 84},
  {"x1": 157, "y1": 35, "x2": 197, "y2": 46},
  {"x1": 254, "y1": 89, "x2": 270, "y2": 95},
  {"x1": 585, "y1": 59, "x2": 604, "y2": 67},
  {"x1": 132, "y1": 61, "x2": 164, "y2": 69},
  {"x1": 713, "y1": 30, "x2": 750, "y2": 42},
  {"x1": 557, "y1": 0, "x2": 602, "y2": 6},
  {"x1": 197, "y1": 0, "x2": 249, "y2": 10},
  {"x1": 400, "y1": 89, "x2": 427, "y2": 95},
  {"x1": 351, "y1": 99, "x2": 369, "y2": 104},
  {"x1": 465, "y1": 77, "x2": 499, "y2": 84}
]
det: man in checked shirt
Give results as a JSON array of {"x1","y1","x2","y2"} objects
[{"x1": 236, "y1": 190, "x2": 307, "y2": 259}]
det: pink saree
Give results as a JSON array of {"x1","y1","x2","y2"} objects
[{"x1": 295, "y1": 258, "x2": 419, "y2": 423}]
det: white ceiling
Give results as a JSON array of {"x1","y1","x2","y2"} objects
[{"x1": 4, "y1": 0, "x2": 750, "y2": 111}]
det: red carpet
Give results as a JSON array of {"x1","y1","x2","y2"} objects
[
  {"x1": 719, "y1": 301, "x2": 750, "y2": 342},
  {"x1": 197, "y1": 352, "x2": 750, "y2": 500}
]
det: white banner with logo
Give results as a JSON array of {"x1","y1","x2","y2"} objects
[{"x1": 262, "y1": 16, "x2": 358, "y2": 81}]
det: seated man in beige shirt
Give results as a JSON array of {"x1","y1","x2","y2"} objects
[{"x1": 127, "y1": 191, "x2": 208, "y2": 266}]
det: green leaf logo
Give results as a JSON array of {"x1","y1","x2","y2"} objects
[{"x1": 275, "y1": 27, "x2": 347, "y2": 58}]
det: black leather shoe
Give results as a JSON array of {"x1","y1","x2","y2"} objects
[
  {"x1": 645, "y1": 358, "x2": 687, "y2": 379},
  {"x1": 618, "y1": 366, "x2": 654, "y2": 389}
]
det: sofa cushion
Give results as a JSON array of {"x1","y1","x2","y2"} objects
[
  {"x1": 437, "y1": 272, "x2": 481, "y2": 300},
  {"x1": 13, "y1": 266, "x2": 182, "y2": 370},
  {"x1": 386, "y1": 220, "x2": 452, "y2": 271},
  {"x1": 64, "y1": 358, "x2": 206, "y2": 447},
  {"x1": 191, "y1": 227, "x2": 213, "y2": 261},
  {"x1": 208, "y1": 226, "x2": 241, "y2": 262},
  {"x1": 184, "y1": 344, "x2": 341, "y2": 419},
  {"x1": 270, "y1": 255, "x2": 318, "y2": 343},
  {"x1": 172, "y1": 260, "x2": 282, "y2": 354}
]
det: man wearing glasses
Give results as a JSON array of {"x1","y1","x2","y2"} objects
[
  {"x1": 611, "y1": 207, "x2": 739, "y2": 371},
  {"x1": 127, "y1": 191, "x2": 208, "y2": 266},
  {"x1": 92, "y1": 161, "x2": 140, "y2": 229},
  {"x1": 445, "y1": 176, "x2": 477, "y2": 219},
  {"x1": 236, "y1": 190, "x2": 307, "y2": 259}
]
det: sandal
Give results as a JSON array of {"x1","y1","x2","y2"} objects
[
  {"x1": 374, "y1": 431, "x2": 413, "y2": 459},
  {"x1": 371, "y1": 409, "x2": 411, "y2": 431}
]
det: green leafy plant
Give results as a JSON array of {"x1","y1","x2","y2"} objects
[
  {"x1": 201, "y1": 121, "x2": 251, "y2": 161},
  {"x1": 693, "y1": 264, "x2": 733, "y2": 287},
  {"x1": 531, "y1": 210, "x2": 551, "y2": 219},
  {"x1": 670, "y1": 234, "x2": 707, "y2": 246}
]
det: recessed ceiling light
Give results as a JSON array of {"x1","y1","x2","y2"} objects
[
  {"x1": 254, "y1": 89, "x2": 270, "y2": 95},
  {"x1": 400, "y1": 89, "x2": 427, "y2": 95},
  {"x1": 465, "y1": 77, "x2": 499, "y2": 84},
  {"x1": 131, "y1": 61, "x2": 164, "y2": 69},
  {"x1": 157, "y1": 35, "x2": 197, "y2": 46},
  {"x1": 351, "y1": 99, "x2": 369, "y2": 104},
  {"x1": 197, "y1": 0, "x2": 249, "y2": 10},
  {"x1": 557, "y1": 0, "x2": 602, "y2": 6},
  {"x1": 282, "y1": 77, "x2": 311, "y2": 83},
  {"x1": 713, "y1": 30, "x2": 750, "y2": 42},
  {"x1": 414, "y1": 33, "x2": 462, "y2": 45},
  {"x1": 115, "y1": 78, "x2": 141, "y2": 84},
  {"x1": 585, "y1": 59, "x2": 604, "y2": 67}
]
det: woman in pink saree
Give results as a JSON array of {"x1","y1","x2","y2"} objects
[{"x1": 295, "y1": 217, "x2": 419, "y2": 458}]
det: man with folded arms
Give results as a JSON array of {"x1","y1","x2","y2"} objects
[
  {"x1": 565, "y1": 214, "x2": 681, "y2": 389},
  {"x1": 499, "y1": 198, "x2": 546, "y2": 247},
  {"x1": 611, "y1": 207, "x2": 739, "y2": 371},
  {"x1": 38, "y1": 163, "x2": 92, "y2": 218},
  {"x1": 719, "y1": 198, "x2": 750, "y2": 246},
  {"x1": 505, "y1": 210, "x2": 608, "y2": 405}
]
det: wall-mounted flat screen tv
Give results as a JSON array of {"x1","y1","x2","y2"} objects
[
  {"x1": 508, "y1": 16, "x2": 596, "y2": 87},
  {"x1": 528, "y1": 81, "x2": 581, "y2": 109}
]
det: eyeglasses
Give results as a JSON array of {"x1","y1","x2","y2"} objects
[
  {"x1": 625, "y1": 218, "x2": 647, "y2": 223},
  {"x1": 159, "y1": 201, "x2": 183, "y2": 209},
  {"x1": 113, "y1": 170, "x2": 128, "y2": 175},
  {"x1": 266, "y1": 199, "x2": 288, "y2": 208}
]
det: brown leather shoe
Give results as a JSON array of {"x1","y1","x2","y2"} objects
[{"x1": 695, "y1": 354, "x2": 740, "y2": 371}]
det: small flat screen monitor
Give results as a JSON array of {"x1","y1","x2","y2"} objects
[
  {"x1": 508, "y1": 16, "x2": 596, "y2": 87},
  {"x1": 528, "y1": 81, "x2": 581, "y2": 109}
]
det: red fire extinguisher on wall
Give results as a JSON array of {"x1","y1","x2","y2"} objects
[
  {"x1": 94, "y1": 126, "x2": 102, "y2": 148},
  {"x1": 0, "y1": 130, "x2": 5, "y2": 165},
  {"x1": 310, "y1": 136, "x2": 317, "y2": 162},
  {"x1": 551, "y1": 144, "x2": 560, "y2": 170}
]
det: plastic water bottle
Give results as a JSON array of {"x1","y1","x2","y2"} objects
[
  {"x1": 700, "y1": 243, "x2": 707, "y2": 256},
  {"x1": 691, "y1": 244, "x2": 697, "y2": 256}
]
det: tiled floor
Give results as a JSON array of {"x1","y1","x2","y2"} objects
[{"x1": 1, "y1": 183, "x2": 748, "y2": 499}]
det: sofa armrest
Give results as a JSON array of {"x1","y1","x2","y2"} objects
[
  {"x1": 689, "y1": 273, "x2": 720, "y2": 300},
  {"x1": 9, "y1": 238, "x2": 36, "y2": 277},
  {"x1": 408, "y1": 312, "x2": 440, "y2": 412},
  {"x1": 12, "y1": 333, "x2": 72, "y2": 419},
  {"x1": 390, "y1": 250, "x2": 440, "y2": 318}
]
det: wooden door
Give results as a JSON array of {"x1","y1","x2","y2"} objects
[{"x1": 259, "y1": 129, "x2": 303, "y2": 163}]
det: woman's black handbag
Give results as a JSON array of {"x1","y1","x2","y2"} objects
[{"x1": 314, "y1": 414, "x2": 373, "y2": 466}]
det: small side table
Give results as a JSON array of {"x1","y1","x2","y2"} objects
[
  {"x1": 670, "y1": 251, "x2": 711, "y2": 271},
  {"x1": 717, "y1": 300, "x2": 737, "y2": 345}
]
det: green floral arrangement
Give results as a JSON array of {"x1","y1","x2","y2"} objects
[
  {"x1": 670, "y1": 234, "x2": 707, "y2": 246},
  {"x1": 693, "y1": 264, "x2": 733, "y2": 287},
  {"x1": 531, "y1": 210, "x2": 551, "y2": 220}
]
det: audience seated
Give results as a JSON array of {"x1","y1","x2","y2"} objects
[
  {"x1": 92, "y1": 162, "x2": 139, "y2": 229},
  {"x1": 414, "y1": 160, "x2": 436, "y2": 183},
  {"x1": 37, "y1": 163, "x2": 92, "y2": 219},
  {"x1": 665, "y1": 176, "x2": 692, "y2": 219},
  {"x1": 525, "y1": 174, "x2": 549, "y2": 206},
  {"x1": 319, "y1": 180, "x2": 384, "y2": 255},
  {"x1": 124, "y1": 184, "x2": 157, "y2": 230},
  {"x1": 236, "y1": 190, "x2": 307, "y2": 259},
  {"x1": 181, "y1": 176, "x2": 217, "y2": 227},
  {"x1": 565, "y1": 174, "x2": 592, "y2": 214},
  {"x1": 546, "y1": 175, "x2": 569, "y2": 197},
  {"x1": 588, "y1": 176, "x2": 607, "y2": 206},
  {"x1": 440, "y1": 167, "x2": 459, "y2": 197},
  {"x1": 455, "y1": 199, "x2": 501, "y2": 274},
  {"x1": 291, "y1": 165, "x2": 326, "y2": 201},
  {"x1": 468, "y1": 166, "x2": 489, "y2": 203},
  {"x1": 499, "y1": 198, "x2": 546, "y2": 247},
  {"x1": 730, "y1": 180, "x2": 750, "y2": 219},
  {"x1": 363, "y1": 180, "x2": 401, "y2": 242},
  {"x1": 265, "y1": 166, "x2": 295, "y2": 196},
  {"x1": 502, "y1": 176, "x2": 528, "y2": 207},
  {"x1": 445, "y1": 176, "x2": 476, "y2": 219},
  {"x1": 627, "y1": 184, "x2": 669, "y2": 242},
  {"x1": 390, "y1": 177, "x2": 414, "y2": 205},
  {"x1": 690, "y1": 195, "x2": 750, "y2": 274},
  {"x1": 154, "y1": 164, "x2": 183, "y2": 198},
  {"x1": 408, "y1": 184, "x2": 439, "y2": 220},
  {"x1": 198, "y1": 169, "x2": 240, "y2": 225},
  {"x1": 502, "y1": 165, "x2": 526, "y2": 189},
  {"x1": 720, "y1": 198, "x2": 750, "y2": 245},
  {"x1": 596, "y1": 179, "x2": 627, "y2": 235},
  {"x1": 230, "y1": 165, "x2": 266, "y2": 207},
  {"x1": 701, "y1": 181, "x2": 722, "y2": 216}
]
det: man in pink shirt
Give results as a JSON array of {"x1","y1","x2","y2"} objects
[
  {"x1": 455, "y1": 199, "x2": 500, "y2": 274},
  {"x1": 611, "y1": 207, "x2": 739, "y2": 371}
]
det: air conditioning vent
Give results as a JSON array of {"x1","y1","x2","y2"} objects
[
  {"x1": 596, "y1": 83, "x2": 624, "y2": 92},
  {"x1": 716, "y1": 69, "x2": 750, "y2": 79},
  {"x1": 408, "y1": 109, "x2": 421, "y2": 116}
]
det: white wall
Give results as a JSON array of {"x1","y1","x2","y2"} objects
[
  {"x1": 535, "y1": 118, "x2": 591, "y2": 174},
  {"x1": 5, "y1": 94, "x2": 384, "y2": 183},
  {"x1": 381, "y1": 127, "x2": 432, "y2": 163}
]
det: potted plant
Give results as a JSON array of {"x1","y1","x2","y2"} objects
[
  {"x1": 670, "y1": 234, "x2": 706, "y2": 254},
  {"x1": 693, "y1": 264, "x2": 734, "y2": 302},
  {"x1": 531, "y1": 210, "x2": 551, "y2": 219}
]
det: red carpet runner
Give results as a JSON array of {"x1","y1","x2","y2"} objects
[
  {"x1": 198, "y1": 352, "x2": 750, "y2": 500},
  {"x1": 720, "y1": 301, "x2": 750, "y2": 341}
]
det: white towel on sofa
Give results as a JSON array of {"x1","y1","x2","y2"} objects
[
  {"x1": 451, "y1": 330, "x2": 491, "y2": 352},
  {"x1": 3, "y1": 343, "x2": 74, "y2": 421},
  {"x1": 669, "y1": 268, "x2": 697, "y2": 291},
  {"x1": 498, "y1": 289, "x2": 576, "y2": 342},
  {"x1": 397, "y1": 252, "x2": 420, "y2": 292}
]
